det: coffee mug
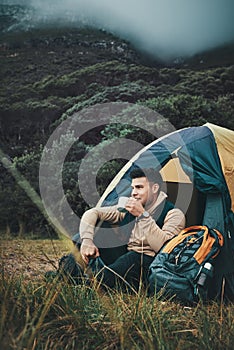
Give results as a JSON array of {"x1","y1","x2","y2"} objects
[{"x1": 117, "y1": 196, "x2": 129, "y2": 213}]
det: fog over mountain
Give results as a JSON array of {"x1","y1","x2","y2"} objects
[{"x1": 1, "y1": 0, "x2": 234, "y2": 60}]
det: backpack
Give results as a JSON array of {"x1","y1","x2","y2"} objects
[{"x1": 148, "y1": 225, "x2": 224, "y2": 304}]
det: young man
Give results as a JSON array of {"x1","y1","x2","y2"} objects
[{"x1": 78, "y1": 168, "x2": 185, "y2": 291}]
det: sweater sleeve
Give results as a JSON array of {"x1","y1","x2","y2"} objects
[
  {"x1": 79, "y1": 206, "x2": 125, "y2": 241},
  {"x1": 139, "y1": 208, "x2": 185, "y2": 253}
]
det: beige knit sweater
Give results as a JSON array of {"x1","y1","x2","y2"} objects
[{"x1": 80, "y1": 191, "x2": 186, "y2": 256}]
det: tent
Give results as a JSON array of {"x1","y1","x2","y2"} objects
[{"x1": 96, "y1": 123, "x2": 234, "y2": 301}]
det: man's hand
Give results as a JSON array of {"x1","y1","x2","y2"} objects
[
  {"x1": 80, "y1": 238, "x2": 100, "y2": 264},
  {"x1": 125, "y1": 198, "x2": 144, "y2": 217}
]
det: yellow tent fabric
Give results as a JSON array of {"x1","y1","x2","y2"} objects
[
  {"x1": 160, "y1": 157, "x2": 191, "y2": 183},
  {"x1": 206, "y1": 123, "x2": 234, "y2": 211}
]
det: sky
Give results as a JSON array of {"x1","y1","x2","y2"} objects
[{"x1": 3, "y1": 0, "x2": 234, "y2": 60}]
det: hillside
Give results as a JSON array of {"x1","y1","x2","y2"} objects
[{"x1": 1, "y1": 25, "x2": 234, "y2": 155}]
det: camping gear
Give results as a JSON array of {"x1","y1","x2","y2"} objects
[
  {"x1": 96, "y1": 123, "x2": 234, "y2": 301},
  {"x1": 148, "y1": 225, "x2": 224, "y2": 304}
]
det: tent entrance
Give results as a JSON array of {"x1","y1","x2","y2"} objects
[{"x1": 163, "y1": 181, "x2": 206, "y2": 227}]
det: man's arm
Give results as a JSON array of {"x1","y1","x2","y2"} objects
[
  {"x1": 79, "y1": 206, "x2": 124, "y2": 263},
  {"x1": 79, "y1": 206, "x2": 124, "y2": 240}
]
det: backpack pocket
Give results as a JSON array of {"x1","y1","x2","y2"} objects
[{"x1": 149, "y1": 264, "x2": 197, "y2": 304}]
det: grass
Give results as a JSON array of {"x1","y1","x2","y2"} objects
[{"x1": 0, "y1": 239, "x2": 234, "y2": 350}]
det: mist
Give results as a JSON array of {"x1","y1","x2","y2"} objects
[{"x1": 3, "y1": 0, "x2": 234, "y2": 60}]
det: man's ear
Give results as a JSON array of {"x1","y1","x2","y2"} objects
[{"x1": 152, "y1": 184, "x2": 159, "y2": 194}]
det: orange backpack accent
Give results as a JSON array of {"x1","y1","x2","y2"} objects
[{"x1": 163, "y1": 226, "x2": 224, "y2": 264}]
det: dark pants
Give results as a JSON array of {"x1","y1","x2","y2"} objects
[
  {"x1": 92, "y1": 250, "x2": 155, "y2": 292},
  {"x1": 72, "y1": 233, "x2": 154, "y2": 291}
]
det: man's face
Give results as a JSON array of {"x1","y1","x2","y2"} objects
[{"x1": 131, "y1": 177, "x2": 158, "y2": 207}]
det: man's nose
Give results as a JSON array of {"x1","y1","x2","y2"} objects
[{"x1": 131, "y1": 188, "x2": 137, "y2": 196}]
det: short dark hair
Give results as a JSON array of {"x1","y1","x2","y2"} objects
[{"x1": 130, "y1": 168, "x2": 163, "y2": 187}]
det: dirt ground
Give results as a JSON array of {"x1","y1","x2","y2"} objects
[{"x1": 0, "y1": 238, "x2": 76, "y2": 283}]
